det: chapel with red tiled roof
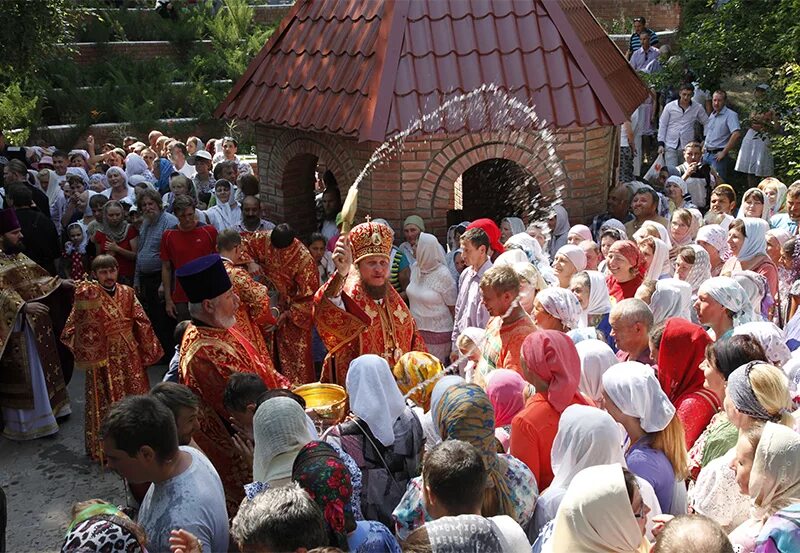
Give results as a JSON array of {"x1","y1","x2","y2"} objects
[{"x1": 216, "y1": 0, "x2": 648, "y2": 237}]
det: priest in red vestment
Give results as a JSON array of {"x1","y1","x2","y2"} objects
[
  {"x1": 61, "y1": 254, "x2": 163, "y2": 463},
  {"x1": 176, "y1": 254, "x2": 289, "y2": 515},
  {"x1": 314, "y1": 219, "x2": 426, "y2": 385},
  {"x1": 245, "y1": 224, "x2": 318, "y2": 385}
]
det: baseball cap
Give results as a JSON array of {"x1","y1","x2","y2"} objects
[{"x1": 187, "y1": 150, "x2": 212, "y2": 165}]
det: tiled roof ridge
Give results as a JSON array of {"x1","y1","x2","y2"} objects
[
  {"x1": 391, "y1": 82, "x2": 587, "y2": 99},
  {"x1": 398, "y1": 44, "x2": 572, "y2": 59}
]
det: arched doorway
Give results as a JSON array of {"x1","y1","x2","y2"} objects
[
  {"x1": 281, "y1": 153, "x2": 321, "y2": 238},
  {"x1": 457, "y1": 158, "x2": 541, "y2": 223}
]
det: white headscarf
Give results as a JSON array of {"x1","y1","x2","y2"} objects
[
  {"x1": 600, "y1": 218, "x2": 628, "y2": 240},
  {"x1": 666, "y1": 175, "x2": 688, "y2": 196},
  {"x1": 413, "y1": 232, "x2": 447, "y2": 276},
  {"x1": 494, "y1": 248, "x2": 529, "y2": 267},
  {"x1": 252, "y1": 397, "x2": 313, "y2": 483},
  {"x1": 750, "y1": 422, "x2": 800, "y2": 518},
  {"x1": 578, "y1": 270, "x2": 612, "y2": 328},
  {"x1": 124, "y1": 152, "x2": 156, "y2": 182},
  {"x1": 733, "y1": 322, "x2": 792, "y2": 367},
  {"x1": 731, "y1": 270, "x2": 767, "y2": 322},
  {"x1": 506, "y1": 231, "x2": 548, "y2": 264},
  {"x1": 576, "y1": 340, "x2": 619, "y2": 404},
  {"x1": 637, "y1": 220, "x2": 672, "y2": 250},
  {"x1": 568, "y1": 224, "x2": 593, "y2": 243},
  {"x1": 37, "y1": 169, "x2": 63, "y2": 207},
  {"x1": 697, "y1": 277, "x2": 754, "y2": 325},
  {"x1": 346, "y1": 354, "x2": 407, "y2": 447},
  {"x1": 736, "y1": 188, "x2": 773, "y2": 222},
  {"x1": 550, "y1": 463, "x2": 649, "y2": 553},
  {"x1": 643, "y1": 237, "x2": 670, "y2": 281},
  {"x1": 682, "y1": 245, "x2": 712, "y2": 293},
  {"x1": 502, "y1": 216, "x2": 526, "y2": 236},
  {"x1": 766, "y1": 228, "x2": 793, "y2": 249},
  {"x1": 650, "y1": 278, "x2": 693, "y2": 324},
  {"x1": 556, "y1": 244, "x2": 587, "y2": 272},
  {"x1": 65, "y1": 167, "x2": 90, "y2": 189},
  {"x1": 537, "y1": 287, "x2": 582, "y2": 330},
  {"x1": 602, "y1": 362, "x2": 676, "y2": 433},
  {"x1": 696, "y1": 224, "x2": 730, "y2": 260},
  {"x1": 551, "y1": 406, "x2": 626, "y2": 490},
  {"x1": 736, "y1": 217, "x2": 769, "y2": 262}
]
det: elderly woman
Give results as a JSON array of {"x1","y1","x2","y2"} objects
[
  {"x1": 602, "y1": 362, "x2": 689, "y2": 514},
  {"x1": 694, "y1": 276, "x2": 754, "y2": 340},
  {"x1": 405, "y1": 233, "x2": 457, "y2": 362},
  {"x1": 729, "y1": 422, "x2": 800, "y2": 553},
  {"x1": 511, "y1": 331, "x2": 590, "y2": 489},
  {"x1": 400, "y1": 215, "x2": 425, "y2": 262},
  {"x1": 533, "y1": 287, "x2": 582, "y2": 333},
  {"x1": 553, "y1": 244, "x2": 587, "y2": 288},
  {"x1": 650, "y1": 318, "x2": 716, "y2": 448},
  {"x1": 605, "y1": 240, "x2": 645, "y2": 301},
  {"x1": 722, "y1": 217, "x2": 778, "y2": 301},
  {"x1": 392, "y1": 383, "x2": 537, "y2": 540},
  {"x1": 532, "y1": 406, "x2": 661, "y2": 544},
  {"x1": 664, "y1": 175, "x2": 696, "y2": 211},
  {"x1": 324, "y1": 355, "x2": 423, "y2": 528}
]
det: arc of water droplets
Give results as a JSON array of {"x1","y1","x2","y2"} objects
[{"x1": 342, "y1": 83, "x2": 569, "y2": 399}]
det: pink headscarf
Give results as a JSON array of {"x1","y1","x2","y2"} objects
[
  {"x1": 485, "y1": 369, "x2": 528, "y2": 427},
  {"x1": 467, "y1": 218, "x2": 505, "y2": 254},
  {"x1": 568, "y1": 224, "x2": 592, "y2": 242},
  {"x1": 521, "y1": 330, "x2": 587, "y2": 413}
]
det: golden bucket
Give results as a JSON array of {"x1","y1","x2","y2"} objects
[{"x1": 293, "y1": 383, "x2": 348, "y2": 425}]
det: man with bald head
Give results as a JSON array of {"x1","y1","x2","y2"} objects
[
  {"x1": 652, "y1": 515, "x2": 733, "y2": 553},
  {"x1": 235, "y1": 195, "x2": 275, "y2": 234},
  {"x1": 590, "y1": 184, "x2": 634, "y2": 239}
]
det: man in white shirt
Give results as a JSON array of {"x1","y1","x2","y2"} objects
[
  {"x1": 658, "y1": 83, "x2": 709, "y2": 168},
  {"x1": 170, "y1": 142, "x2": 196, "y2": 179},
  {"x1": 102, "y1": 395, "x2": 229, "y2": 553},
  {"x1": 630, "y1": 32, "x2": 661, "y2": 74}
]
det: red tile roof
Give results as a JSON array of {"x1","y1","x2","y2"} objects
[{"x1": 215, "y1": 0, "x2": 649, "y2": 142}]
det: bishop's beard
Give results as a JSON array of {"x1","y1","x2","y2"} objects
[{"x1": 363, "y1": 282, "x2": 388, "y2": 300}]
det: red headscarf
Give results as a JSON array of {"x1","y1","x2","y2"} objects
[
  {"x1": 656, "y1": 318, "x2": 712, "y2": 403},
  {"x1": 520, "y1": 330, "x2": 587, "y2": 413},
  {"x1": 467, "y1": 218, "x2": 505, "y2": 254},
  {"x1": 609, "y1": 240, "x2": 645, "y2": 276}
]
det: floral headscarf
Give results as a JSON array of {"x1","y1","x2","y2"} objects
[
  {"x1": 392, "y1": 351, "x2": 444, "y2": 411},
  {"x1": 436, "y1": 384, "x2": 516, "y2": 519},
  {"x1": 292, "y1": 440, "x2": 354, "y2": 550}
]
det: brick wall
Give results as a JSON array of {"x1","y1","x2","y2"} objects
[
  {"x1": 584, "y1": 0, "x2": 681, "y2": 30},
  {"x1": 255, "y1": 124, "x2": 618, "y2": 240},
  {"x1": 72, "y1": 40, "x2": 204, "y2": 66}
]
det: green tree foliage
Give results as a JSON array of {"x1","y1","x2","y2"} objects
[{"x1": 674, "y1": 0, "x2": 800, "y2": 180}]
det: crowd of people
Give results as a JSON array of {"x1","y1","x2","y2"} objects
[{"x1": 0, "y1": 13, "x2": 800, "y2": 553}]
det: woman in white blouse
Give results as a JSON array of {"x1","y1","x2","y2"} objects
[{"x1": 406, "y1": 232, "x2": 458, "y2": 363}]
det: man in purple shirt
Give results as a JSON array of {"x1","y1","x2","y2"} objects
[
  {"x1": 450, "y1": 227, "x2": 492, "y2": 362},
  {"x1": 609, "y1": 298, "x2": 654, "y2": 365}
]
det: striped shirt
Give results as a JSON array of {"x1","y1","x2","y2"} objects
[{"x1": 629, "y1": 28, "x2": 659, "y2": 52}]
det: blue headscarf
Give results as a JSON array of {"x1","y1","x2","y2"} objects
[{"x1": 156, "y1": 158, "x2": 175, "y2": 194}]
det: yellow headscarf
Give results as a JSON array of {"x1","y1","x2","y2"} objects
[{"x1": 392, "y1": 352, "x2": 443, "y2": 411}]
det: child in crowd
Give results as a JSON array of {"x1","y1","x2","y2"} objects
[
  {"x1": 62, "y1": 223, "x2": 89, "y2": 280},
  {"x1": 162, "y1": 320, "x2": 191, "y2": 383}
]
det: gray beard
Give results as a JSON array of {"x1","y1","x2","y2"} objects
[{"x1": 363, "y1": 282, "x2": 387, "y2": 300}]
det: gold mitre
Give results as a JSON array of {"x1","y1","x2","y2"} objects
[{"x1": 350, "y1": 217, "x2": 393, "y2": 263}]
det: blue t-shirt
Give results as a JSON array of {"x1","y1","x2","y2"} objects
[
  {"x1": 348, "y1": 520, "x2": 401, "y2": 553},
  {"x1": 626, "y1": 437, "x2": 675, "y2": 513}
]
